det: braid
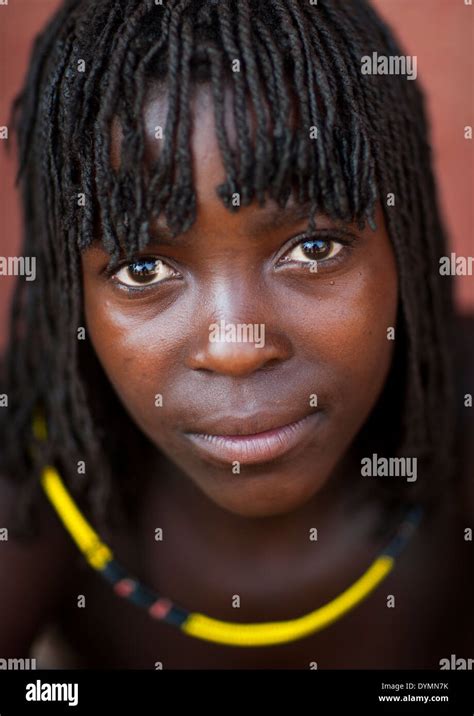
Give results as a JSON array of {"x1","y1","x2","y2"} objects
[{"x1": 217, "y1": 2, "x2": 256, "y2": 206}]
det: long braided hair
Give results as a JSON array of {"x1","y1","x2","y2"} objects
[{"x1": 0, "y1": 0, "x2": 457, "y2": 537}]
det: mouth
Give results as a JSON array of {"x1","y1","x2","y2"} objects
[{"x1": 183, "y1": 411, "x2": 322, "y2": 466}]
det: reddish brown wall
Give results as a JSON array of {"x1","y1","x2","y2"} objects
[{"x1": 0, "y1": 0, "x2": 472, "y2": 352}]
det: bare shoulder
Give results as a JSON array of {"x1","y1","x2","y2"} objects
[{"x1": 0, "y1": 473, "x2": 77, "y2": 656}]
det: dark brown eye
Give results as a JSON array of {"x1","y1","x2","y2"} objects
[
  {"x1": 113, "y1": 258, "x2": 177, "y2": 287},
  {"x1": 280, "y1": 238, "x2": 343, "y2": 265}
]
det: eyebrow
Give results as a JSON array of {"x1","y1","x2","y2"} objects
[
  {"x1": 250, "y1": 199, "x2": 315, "y2": 231},
  {"x1": 147, "y1": 199, "x2": 317, "y2": 248}
]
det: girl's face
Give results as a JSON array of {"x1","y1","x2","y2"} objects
[{"x1": 81, "y1": 87, "x2": 398, "y2": 518}]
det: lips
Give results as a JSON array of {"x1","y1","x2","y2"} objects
[{"x1": 183, "y1": 411, "x2": 322, "y2": 466}]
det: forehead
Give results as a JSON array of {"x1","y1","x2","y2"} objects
[
  {"x1": 103, "y1": 69, "x2": 377, "y2": 252},
  {"x1": 110, "y1": 82, "x2": 297, "y2": 217}
]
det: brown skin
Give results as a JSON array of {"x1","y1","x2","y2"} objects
[
  {"x1": 1, "y1": 87, "x2": 472, "y2": 669},
  {"x1": 82, "y1": 86, "x2": 398, "y2": 520}
]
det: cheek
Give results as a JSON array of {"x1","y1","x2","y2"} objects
[
  {"x1": 285, "y1": 261, "x2": 398, "y2": 418},
  {"x1": 336, "y1": 279, "x2": 397, "y2": 408},
  {"x1": 83, "y1": 290, "x2": 175, "y2": 425}
]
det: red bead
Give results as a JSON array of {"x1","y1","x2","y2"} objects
[
  {"x1": 149, "y1": 598, "x2": 172, "y2": 620},
  {"x1": 114, "y1": 578, "x2": 136, "y2": 597}
]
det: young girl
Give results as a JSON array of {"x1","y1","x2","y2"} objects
[{"x1": 0, "y1": 0, "x2": 472, "y2": 669}]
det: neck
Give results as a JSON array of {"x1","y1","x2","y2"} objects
[{"x1": 138, "y1": 449, "x2": 388, "y2": 574}]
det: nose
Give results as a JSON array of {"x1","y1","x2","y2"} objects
[{"x1": 187, "y1": 318, "x2": 293, "y2": 377}]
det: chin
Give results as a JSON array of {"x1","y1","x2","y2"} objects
[{"x1": 194, "y1": 471, "x2": 327, "y2": 519}]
